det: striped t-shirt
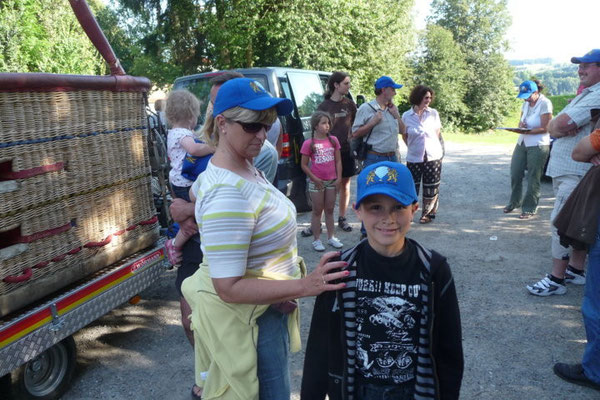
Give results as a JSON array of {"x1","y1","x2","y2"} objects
[{"x1": 192, "y1": 161, "x2": 299, "y2": 279}]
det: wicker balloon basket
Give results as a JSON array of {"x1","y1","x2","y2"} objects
[{"x1": 0, "y1": 2, "x2": 160, "y2": 317}]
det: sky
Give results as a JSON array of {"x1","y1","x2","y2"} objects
[{"x1": 414, "y1": 0, "x2": 600, "y2": 63}]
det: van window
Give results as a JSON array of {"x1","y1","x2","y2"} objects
[
  {"x1": 287, "y1": 72, "x2": 324, "y2": 120},
  {"x1": 176, "y1": 79, "x2": 212, "y2": 127}
]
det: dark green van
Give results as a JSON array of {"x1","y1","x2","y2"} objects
[{"x1": 173, "y1": 67, "x2": 337, "y2": 212}]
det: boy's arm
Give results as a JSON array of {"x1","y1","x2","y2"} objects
[
  {"x1": 180, "y1": 136, "x2": 215, "y2": 157},
  {"x1": 300, "y1": 291, "x2": 333, "y2": 400},
  {"x1": 432, "y1": 256, "x2": 464, "y2": 400}
]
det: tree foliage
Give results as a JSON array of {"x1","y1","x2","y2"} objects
[
  {"x1": 0, "y1": 0, "x2": 107, "y2": 74},
  {"x1": 109, "y1": 0, "x2": 415, "y2": 95},
  {"x1": 427, "y1": 0, "x2": 517, "y2": 131},
  {"x1": 414, "y1": 24, "x2": 468, "y2": 129}
]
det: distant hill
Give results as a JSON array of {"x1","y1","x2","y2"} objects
[
  {"x1": 510, "y1": 60, "x2": 579, "y2": 96},
  {"x1": 509, "y1": 58, "x2": 553, "y2": 66}
]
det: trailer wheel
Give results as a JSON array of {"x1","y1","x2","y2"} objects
[{"x1": 15, "y1": 336, "x2": 76, "y2": 400}]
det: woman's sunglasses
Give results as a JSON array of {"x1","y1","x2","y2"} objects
[{"x1": 228, "y1": 119, "x2": 271, "y2": 134}]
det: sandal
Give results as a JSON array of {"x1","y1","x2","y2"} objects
[
  {"x1": 419, "y1": 216, "x2": 433, "y2": 224},
  {"x1": 300, "y1": 227, "x2": 313, "y2": 237},
  {"x1": 191, "y1": 384, "x2": 202, "y2": 400},
  {"x1": 165, "y1": 238, "x2": 182, "y2": 265},
  {"x1": 338, "y1": 216, "x2": 352, "y2": 232},
  {"x1": 519, "y1": 212, "x2": 534, "y2": 220},
  {"x1": 503, "y1": 206, "x2": 515, "y2": 214}
]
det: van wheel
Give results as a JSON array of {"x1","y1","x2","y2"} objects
[{"x1": 15, "y1": 336, "x2": 76, "y2": 400}]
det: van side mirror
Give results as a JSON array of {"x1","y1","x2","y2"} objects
[{"x1": 356, "y1": 95, "x2": 365, "y2": 107}]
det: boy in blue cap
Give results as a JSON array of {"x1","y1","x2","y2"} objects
[{"x1": 301, "y1": 161, "x2": 463, "y2": 400}]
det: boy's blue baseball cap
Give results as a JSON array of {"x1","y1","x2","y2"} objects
[
  {"x1": 355, "y1": 161, "x2": 417, "y2": 209},
  {"x1": 571, "y1": 49, "x2": 600, "y2": 64},
  {"x1": 374, "y1": 76, "x2": 403, "y2": 90},
  {"x1": 212, "y1": 78, "x2": 293, "y2": 117},
  {"x1": 517, "y1": 80, "x2": 538, "y2": 99}
]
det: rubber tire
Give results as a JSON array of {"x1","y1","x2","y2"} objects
[{"x1": 15, "y1": 336, "x2": 76, "y2": 400}]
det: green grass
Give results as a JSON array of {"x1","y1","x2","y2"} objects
[{"x1": 442, "y1": 130, "x2": 516, "y2": 146}]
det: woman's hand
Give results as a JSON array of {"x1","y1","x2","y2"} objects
[
  {"x1": 518, "y1": 121, "x2": 528, "y2": 129},
  {"x1": 301, "y1": 252, "x2": 348, "y2": 297}
]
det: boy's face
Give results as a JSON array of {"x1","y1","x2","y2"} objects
[{"x1": 355, "y1": 194, "x2": 418, "y2": 257}]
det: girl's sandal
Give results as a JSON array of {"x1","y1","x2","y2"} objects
[
  {"x1": 519, "y1": 212, "x2": 534, "y2": 220},
  {"x1": 338, "y1": 216, "x2": 352, "y2": 232},
  {"x1": 419, "y1": 216, "x2": 433, "y2": 224}
]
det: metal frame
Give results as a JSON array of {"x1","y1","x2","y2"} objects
[{"x1": 0, "y1": 241, "x2": 168, "y2": 376}]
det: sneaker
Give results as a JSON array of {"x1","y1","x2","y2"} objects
[
  {"x1": 553, "y1": 363, "x2": 600, "y2": 391},
  {"x1": 565, "y1": 268, "x2": 586, "y2": 285},
  {"x1": 327, "y1": 237, "x2": 343, "y2": 249},
  {"x1": 526, "y1": 274, "x2": 567, "y2": 296},
  {"x1": 312, "y1": 239, "x2": 325, "y2": 251}
]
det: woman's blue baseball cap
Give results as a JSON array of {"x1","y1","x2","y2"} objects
[
  {"x1": 571, "y1": 49, "x2": 600, "y2": 64},
  {"x1": 517, "y1": 80, "x2": 538, "y2": 99},
  {"x1": 355, "y1": 161, "x2": 417, "y2": 209},
  {"x1": 212, "y1": 77, "x2": 293, "y2": 117},
  {"x1": 374, "y1": 76, "x2": 403, "y2": 90}
]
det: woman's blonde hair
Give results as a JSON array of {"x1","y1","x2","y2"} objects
[
  {"x1": 203, "y1": 106, "x2": 277, "y2": 147},
  {"x1": 165, "y1": 89, "x2": 201, "y2": 127}
]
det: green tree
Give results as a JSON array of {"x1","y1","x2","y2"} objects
[
  {"x1": 113, "y1": 0, "x2": 415, "y2": 94},
  {"x1": 414, "y1": 24, "x2": 468, "y2": 129},
  {"x1": 0, "y1": 0, "x2": 107, "y2": 74},
  {"x1": 429, "y1": 0, "x2": 516, "y2": 131}
]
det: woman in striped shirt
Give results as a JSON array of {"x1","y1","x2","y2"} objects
[{"x1": 181, "y1": 77, "x2": 347, "y2": 400}]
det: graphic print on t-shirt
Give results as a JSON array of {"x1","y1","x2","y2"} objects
[
  {"x1": 356, "y1": 278, "x2": 420, "y2": 385},
  {"x1": 312, "y1": 141, "x2": 335, "y2": 165}
]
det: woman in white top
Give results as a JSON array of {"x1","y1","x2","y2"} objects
[
  {"x1": 402, "y1": 85, "x2": 443, "y2": 224},
  {"x1": 504, "y1": 80, "x2": 553, "y2": 219},
  {"x1": 181, "y1": 78, "x2": 346, "y2": 400}
]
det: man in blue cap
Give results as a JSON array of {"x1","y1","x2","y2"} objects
[
  {"x1": 527, "y1": 49, "x2": 600, "y2": 298},
  {"x1": 352, "y1": 76, "x2": 406, "y2": 166},
  {"x1": 351, "y1": 76, "x2": 406, "y2": 238}
]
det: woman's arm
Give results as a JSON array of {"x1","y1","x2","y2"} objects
[
  {"x1": 180, "y1": 136, "x2": 216, "y2": 157},
  {"x1": 524, "y1": 113, "x2": 552, "y2": 135},
  {"x1": 212, "y1": 252, "x2": 348, "y2": 304}
]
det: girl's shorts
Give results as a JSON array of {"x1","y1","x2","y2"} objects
[{"x1": 308, "y1": 179, "x2": 336, "y2": 193}]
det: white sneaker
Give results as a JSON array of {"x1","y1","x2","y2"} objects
[
  {"x1": 312, "y1": 239, "x2": 325, "y2": 251},
  {"x1": 565, "y1": 268, "x2": 586, "y2": 285},
  {"x1": 327, "y1": 237, "x2": 343, "y2": 249},
  {"x1": 526, "y1": 274, "x2": 567, "y2": 296}
]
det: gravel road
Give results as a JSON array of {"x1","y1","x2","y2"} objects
[{"x1": 58, "y1": 140, "x2": 597, "y2": 400}]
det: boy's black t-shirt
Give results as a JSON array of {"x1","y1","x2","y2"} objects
[{"x1": 355, "y1": 240, "x2": 423, "y2": 387}]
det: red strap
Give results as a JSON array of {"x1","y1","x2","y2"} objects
[
  {"x1": 0, "y1": 162, "x2": 65, "y2": 180},
  {"x1": 84, "y1": 235, "x2": 113, "y2": 248},
  {"x1": 3, "y1": 268, "x2": 33, "y2": 283},
  {"x1": 139, "y1": 215, "x2": 158, "y2": 225},
  {"x1": 68, "y1": 247, "x2": 82, "y2": 255},
  {"x1": 33, "y1": 261, "x2": 50, "y2": 269},
  {"x1": 17, "y1": 222, "x2": 72, "y2": 244}
]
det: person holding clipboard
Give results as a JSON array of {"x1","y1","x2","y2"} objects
[{"x1": 503, "y1": 80, "x2": 553, "y2": 219}]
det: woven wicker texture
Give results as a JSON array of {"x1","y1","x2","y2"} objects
[
  {"x1": 0, "y1": 91, "x2": 150, "y2": 216},
  {"x1": 0, "y1": 86, "x2": 159, "y2": 303},
  {"x1": 0, "y1": 175, "x2": 157, "y2": 294}
]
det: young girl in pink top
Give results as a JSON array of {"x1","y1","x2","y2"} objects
[{"x1": 301, "y1": 111, "x2": 343, "y2": 251}]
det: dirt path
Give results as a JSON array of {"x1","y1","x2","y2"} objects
[{"x1": 61, "y1": 141, "x2": 597, "y2": 399}]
